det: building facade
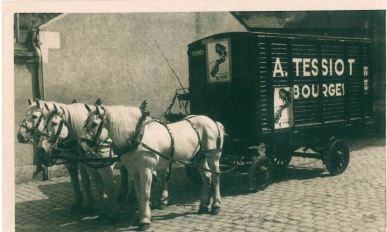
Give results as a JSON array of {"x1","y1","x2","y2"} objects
[{"x1": 14, "y1": 12, "x2": 248, "y2": 168}]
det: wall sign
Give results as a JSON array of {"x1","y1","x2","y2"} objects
[
  {"x1": 274, "y1": 87, "x2": 294, "y2": 129},
  {"x1": 192, "y1": 50, "x2": 204, "y2": 56},
  {"x1": 206, "y1": 38, "x2": 232, "y2": 83}
]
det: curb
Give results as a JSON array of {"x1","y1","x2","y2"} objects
[{"x1": 15, "y1": 165, "x2": 69, "y2": 184}]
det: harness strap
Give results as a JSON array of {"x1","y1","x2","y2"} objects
[
  {"x1": 114, "y1": 115, "x2": 228, "y2": 177},
  {"x1": 93, "y1": 119, "x2": 105, "y2": 144},
  {"x1": 153, "y1": 119, "x2": 175, "y2": 182},
  {"x1": 184, "y1": 116, "x2": 222, "y2": 150},
  {"x1": 132, "y1": 139, "x2": 233, "y2": 175},
  {"x1": 20, "y1": 111, "x2": 45, "y2": 136},
  {"x1": 184, "y1": 118, "x2": 203, "y2": 152},
  {"x1": 34, "y1": 113, "x2": 44, "y2": 130},
  {"x1": 54, "y1": 119, "x2": 65, "y2": 142},
  {"x1": 113, "y1": 118, "x2": 153, "y2": 157}
]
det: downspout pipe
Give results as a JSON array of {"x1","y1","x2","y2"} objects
[
  {"x1": 31, "y1": 26, "x2": 48, "y2": 181},
  {"x1": 31, "y1": 26, "x2": 44, "y2": 101}
]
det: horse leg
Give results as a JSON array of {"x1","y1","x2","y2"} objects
[
  {"x1": 157, "y1": 169, "x2": 169, "y2": 209},
  {"x1": 138, "y1": 168, "x2": 153, "y2": 231},
  {"x1": 133, "y1": 172, "x2": 142, "y2": 225},
  {"x1": 99, "y1": 166, "x2": 119, "y2": 222},
  {"x1": 197, "y1": 158, "x2": 212, "y2": 214},
  {"x1": 117, "y1": 166, "x2": 129, "y2": 203},
  {"x1": 88, "y1": 169, "x2": 105, "y2": 218},
  {"x1": 78, "y1": 163, "x2": 94, "y2": 214},
  {"x1": 64, "y1": 162, "x2": 83, "y2": 213},
  {"x1": 206, "y1": 152, "x2": 222, "y2": 215}
]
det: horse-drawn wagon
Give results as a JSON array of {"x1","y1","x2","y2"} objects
[
  {"x1": 18, "y1": 31, "x2": 375, "y2": 231},
  {"x1": 165, "y1": 32, "x2": 375, "y2": 190}
]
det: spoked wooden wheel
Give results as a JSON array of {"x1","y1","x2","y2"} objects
[
  {"x1": 325, "y1": 139, "x2": 350, "y2": 175},
  {"x1": 266, "y1": 144, "x2": 292, "y2": 170},
  {"x1": 249, "y1": 156, "x2": 273, "y2": 191}
]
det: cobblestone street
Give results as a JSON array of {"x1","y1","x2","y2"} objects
[{"x1": 15, "y1": 135, "x2": 386, "y2": 232}]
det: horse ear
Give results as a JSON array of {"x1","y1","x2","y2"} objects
[
  {"x1": 44, "y1": 103, "x2": 50, "y2": 111},
  {"x1": 53, "y1": 103, "x2": 59, "y2": 113},
  {"x1": 28, "y1": 98, "x2": 32, "y2": 106},
  {"x1": 36, "y1": 99, "x2": 42, "y2": 109},
  {"x1": 96, "y1": 105, "x2": 102, "y2": 115},
  {"x1": 95, "y1": 106, "x2": 101, "y2": 115},
  {"x1": 84, "y1": 104, "x2": 91, "y2": 112}
]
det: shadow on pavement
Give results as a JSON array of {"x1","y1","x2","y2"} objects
[{"x1": 16, "y1": 131, "x2": 385, "y2": 232}]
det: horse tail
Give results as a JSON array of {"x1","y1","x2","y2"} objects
[{"x1": 215, "y1": 121, "x2": 225, "y2": 149}]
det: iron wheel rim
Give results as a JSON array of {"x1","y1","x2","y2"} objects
[
  {"x1": 326, "y1": 140, "x2": 350, "y2": 175},
  {"x1": 250, "y1": 156, "x2": 272, "y2": 190}
]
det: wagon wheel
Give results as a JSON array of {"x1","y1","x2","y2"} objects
[
  {"x1": 325, "y1": 139, "x2": 350, "y2": 175},
  {"x1": 266, "y1": 143, "x2": 292, "y2": 170},
  {"x1": 185, "y1": 166, "x2": 202, "y2": 186},
  {"x1": 249, "y1": 156, "x2": 273, "y2": 191}
]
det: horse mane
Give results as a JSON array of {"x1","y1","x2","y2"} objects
[
  {"x1": 63, "y1": 103, "x2": 90, "y2": 138},
  {"x1": 45, "y1": 103, "x2": 89, "y2": 138},
  {"x1": 104, "y1": 105, "x2": 142, "y2": 147}
]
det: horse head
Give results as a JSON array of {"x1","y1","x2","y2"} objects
[
  {"x1": 17, "y1": 98, "x2": 49, "y2": 143},
  {"x1": 78, "y1": 101, "x2": 109, "y2": 156},
  {"x1": 38, "y1": 103, "x2": 70, "y2": 156}
]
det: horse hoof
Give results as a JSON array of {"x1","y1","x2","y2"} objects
[
  {"x1": 138, "y1": 223, "x2": 150, "y2": 231},
  {"x1": 70, "y1": 203, "x2": 82, "y2": 214},
  {"x1": 211, "y1": 206, "x2": 220, "y2": 215},
  {"x1": 159, "y1": 204, "x2": 167, "y2": 210},
  {"x1": 197, "y1": 207, "x2": 209, "y2": 215}
]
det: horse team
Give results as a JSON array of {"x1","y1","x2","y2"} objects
[{"x1": 17, "y1": 98, "x2": 225, "y2": 231}]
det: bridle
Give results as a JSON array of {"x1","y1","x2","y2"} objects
[
  {"x1": 82, "y1": 106, "x2": 108, "y2": 147},
  {"x1": 79, "y1": 106, "x2": 117, "y2": 169},
  {"x1": 40, "y1": 107, "x2": 74, "y2": 154},
  {"x1": 19, "y1": 108, "x2": 45, "y2": 143}
]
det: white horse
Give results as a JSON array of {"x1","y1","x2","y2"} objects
[
  {"x1": 37, "y1": 103, "x2": 122, "y2": 221},
  {"x1": 17, "y1": 99, "x2": 94, "y2": 213},
  {"x1": 83, "y1": 102, "x2": 225, "y2": 231}
]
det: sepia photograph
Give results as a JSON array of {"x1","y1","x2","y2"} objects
[{"x1": 4, "y1": 2, "x2": 386, "y2": 231}]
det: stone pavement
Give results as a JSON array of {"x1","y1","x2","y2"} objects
[{"x1": 15, "y1": 135, "x2": 386, "y2": 232}]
